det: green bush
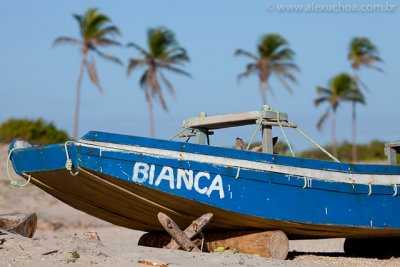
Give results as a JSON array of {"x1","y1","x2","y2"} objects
[
  {"x1": 299, "y1": 140, "x2": 393, "y2": 163},
  {"x1": 0, "y1": 118, "x2": 70, "y2": 145}
]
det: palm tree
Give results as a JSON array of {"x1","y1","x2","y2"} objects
[
  {"x1": 234, "y1": 34, "x2": 299, "y2": 105},
  {"x1": 348, "y1": 37, "x2": 382, "y2": 162},
  {"x1": 54, "y1": 8, "x2": 122, "y2": 139},
  {"x1": 315, "y1": 73, "x2": 364, "y2": 158},
  {"x1": 127, "y1": 27, "x2": 190, "y2": 137}
]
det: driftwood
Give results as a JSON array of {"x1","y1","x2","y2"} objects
[
  {"x1": 0, "y1": 212, "x2": 37, "y2": 238},
  {"x1": 165, "y1": 213, "x2": 213, "y2": 249},
  {"x1": 157, "y1": 212, "x2": 200, "y2": 252},
  {"x1": 139, "y1": 230, "x2": 289, "y2": 259}
]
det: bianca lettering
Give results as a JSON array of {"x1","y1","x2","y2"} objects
[{"x1": 132, "y1": 162, "x2": 225, "y2": 199}]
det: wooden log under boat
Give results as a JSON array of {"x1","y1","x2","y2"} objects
[{"x1": 138, "y1": 230, "x2": 289, "y2": 259}]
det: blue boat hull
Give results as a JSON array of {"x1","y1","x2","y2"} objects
[{"x1": 9, "y1": 131, "x2": 400, "y2": 238}]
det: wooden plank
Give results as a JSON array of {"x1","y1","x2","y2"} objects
[
  {"x1": 157, "y1": 212, "x2": 200, "y2": 252},
  {"x1": 0, "y1": 212, "x2": 37, "y2": 238},
  {"x1": 183, "y1": 110, "x2": 288, "y2": 130},
  {"x1": 165, "y1": 213, "x2": 213, "y2": 249}
]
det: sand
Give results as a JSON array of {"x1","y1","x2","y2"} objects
[{"x1": 1, "y1": 143, "x2": 400, "y2": 266}]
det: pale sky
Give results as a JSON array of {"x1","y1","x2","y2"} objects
[{"x1": 1, "y1": 0, "x2": 399, "y2": 150}]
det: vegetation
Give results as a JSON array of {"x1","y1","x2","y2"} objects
[
  {"x1": 300, "y1": 140, "x2": 399, "y2": 163},
  {"x1": 127, "y1": 27, "x2": 190, "y2": 137},
  {"x1": 348, "y1": 37, "x2": 383, "y2": 162},
  {"x1": 315, "y1": 73, "x2": 364, "y2": 157},
  {"x1": 0, "y1": 118, "x2": 69, "y2": 145},
  {"x1": 54, "y1": 8, "x2": 122, "y2": 139},
  {"x1": 235, "y1": 34, "x2": 299, "y2": 105}
]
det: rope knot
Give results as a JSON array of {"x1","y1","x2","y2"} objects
[
  {"x1": 10, "y1": 180, "x2": 20, "y2": 188},
  {"x1": 65, "y1": 159, "x2": 73, "y2": 171}
]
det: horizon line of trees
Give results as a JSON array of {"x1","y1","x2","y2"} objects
[{"x1": 54, "y1": 8, "x2": 384, "y2": 162}]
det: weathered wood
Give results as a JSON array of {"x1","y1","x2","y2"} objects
[
  {"x1": 262, "y1": 126, "x2": 273, "y2": 154},
  {"x1": 139, "y1": 230, "x2": 289, "y2": 259},
  {"x1": 183, "y1": 110, "x2": 288, "y2": 130},
  {"x1": 157, "y1": 212, "x2": 200, "y2": 252},
  {"x1": 165, "y1": 213, "x2": 213, "y2": 249},
  {"x1": 385, "y1": 142, "x2": 400, "y2": 165},
  {"x1": 0, "y1": 212, "x2": 37, "y2": 238},
  {"x1": 206, "y1": 230, "x2": 288, "y2": 259}
]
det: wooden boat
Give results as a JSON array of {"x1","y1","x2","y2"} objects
[{"x1": 8, "y1": 106, "x2": 400, "y2": 239}]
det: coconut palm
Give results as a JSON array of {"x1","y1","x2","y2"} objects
[
  {"x1": 54, "y1": 8, "x2": 122, "y2": 139},
  {"x1": 127, "y1": 27, "x2": 190, "y2": 137},
  {"x1": 315, "y1": 73, "x2": 364, "y2": 158},
  {"x1": 348, "y1": 37, "x2": 382, "y2": 162},
  {"x1": 234, "y1": 34, "x2": 299, "y2": 105}
]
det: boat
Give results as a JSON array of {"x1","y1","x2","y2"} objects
[{"x1": 7, "y1": 106, "x2": 400, "y2": 239}]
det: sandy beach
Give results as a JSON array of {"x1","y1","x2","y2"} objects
[{"x1": 1, "y1": 143, "x2": 400, "y2": 267}]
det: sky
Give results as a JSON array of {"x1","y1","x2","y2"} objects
[{"x1": 0, "y1": 0, "x2": 399, "y2": 151}]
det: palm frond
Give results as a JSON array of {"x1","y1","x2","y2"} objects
[
  {"x1": 160, "y1": 72, "x2": 175, "y2": 98},
  {"x1": 316, "y1": 86, "x2": 331, "y2": 95},
  {"x1": 276, "y1": 74, "x2": 294, "y2": 94},
  {"x1": 92, "y1": 26, "x2": 121, "y2": 38},
  {"x1": 86, "y1": 58, "x2": 103, "y2": 93},
  {"x1": 317, "y1": 108, "x2": 330, "y2": 130},
  {"x1": 91, "y1": 47, "x2": 122, "y2": 65},
  {"x1": 93, "y1": 38, "x2": 121, "y2": 47},
  {"x1": 234, "y1": 49, "x2": 258, "y2": 60},
  {"x1": 158, "y1": 63, "x2": 192, "y2": 77},
  {"x1": 237, "y1": 63, "x2": 258, "y2": 82},
  {"x1": 127, "y1": 42, "x2": 150, "y2": 56},
  {"x1": 127, "y1": 59, "x2": 148, "y2": 74},
  {"x1": 314, "y1": 96, "x2": 329, "y2": 106},
  {"x1": 53, "y1": 37, "x2": 82, "y2": 47}
]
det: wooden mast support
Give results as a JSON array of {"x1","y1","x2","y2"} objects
[
  {"x1": 262, "y1": 124, "x2": 273, "y2": 154},
  {"x1": 0, "y1": 212, "x2": 37, "y2": 238},
  {"x1": 183, "y1": 106, "x2": 295, "y2": 154}
]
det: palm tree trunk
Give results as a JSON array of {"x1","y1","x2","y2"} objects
[
  {"x1": 352, "y1": 101, "x2": 357, "y2": 162},
  {"x1": 332, "y1": 110, "x2": 337, "y2": 157},
  {"x1": 148, "y1": 99, "x2": 155, "y2": 138},
  {"x1": 72, "y1": 54, "x2": 86, "y2": 139},
  {"x1": 352, "y1": 69, "x2": 358, "y2": 162},
  {"x1": 259, "y1": 81, "x2": 267, "y2": 105}
]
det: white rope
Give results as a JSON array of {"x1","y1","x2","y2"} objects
[
  {"x1": 274, "y1": 110, "x2": 295, "y2": 157},
  {"x1": 235, "y1": 112, "x2": 264, "y2": 179},
  {"x1": 64, "y1": 141, "x2": 79, "y2": 176},
  {"x1": 393, "y1": 184, "x2": 398, "y2": 197},
  {"x1": 368, "y1": 183, "x2": 372, "y2": 196},
  {"x1": 6, "y1": 147, "x2": 31, "y2": 188}
]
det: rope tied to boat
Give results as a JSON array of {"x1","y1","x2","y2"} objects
[
  {"x1": 6, "y1": 147, "x2": 31, "y2": 188},
  {"x1": 235, "y1": 111, "x2": 265, "y2": 179},
  {"x1": 269, "y1": 107, "x2": 295, "y2": 157},
  {"x1": 268, "y1": 106, "x2": 340, "y2": 163},
  {"x1": 64, "y1": 141, "x2": 79, "y2": 176}
]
